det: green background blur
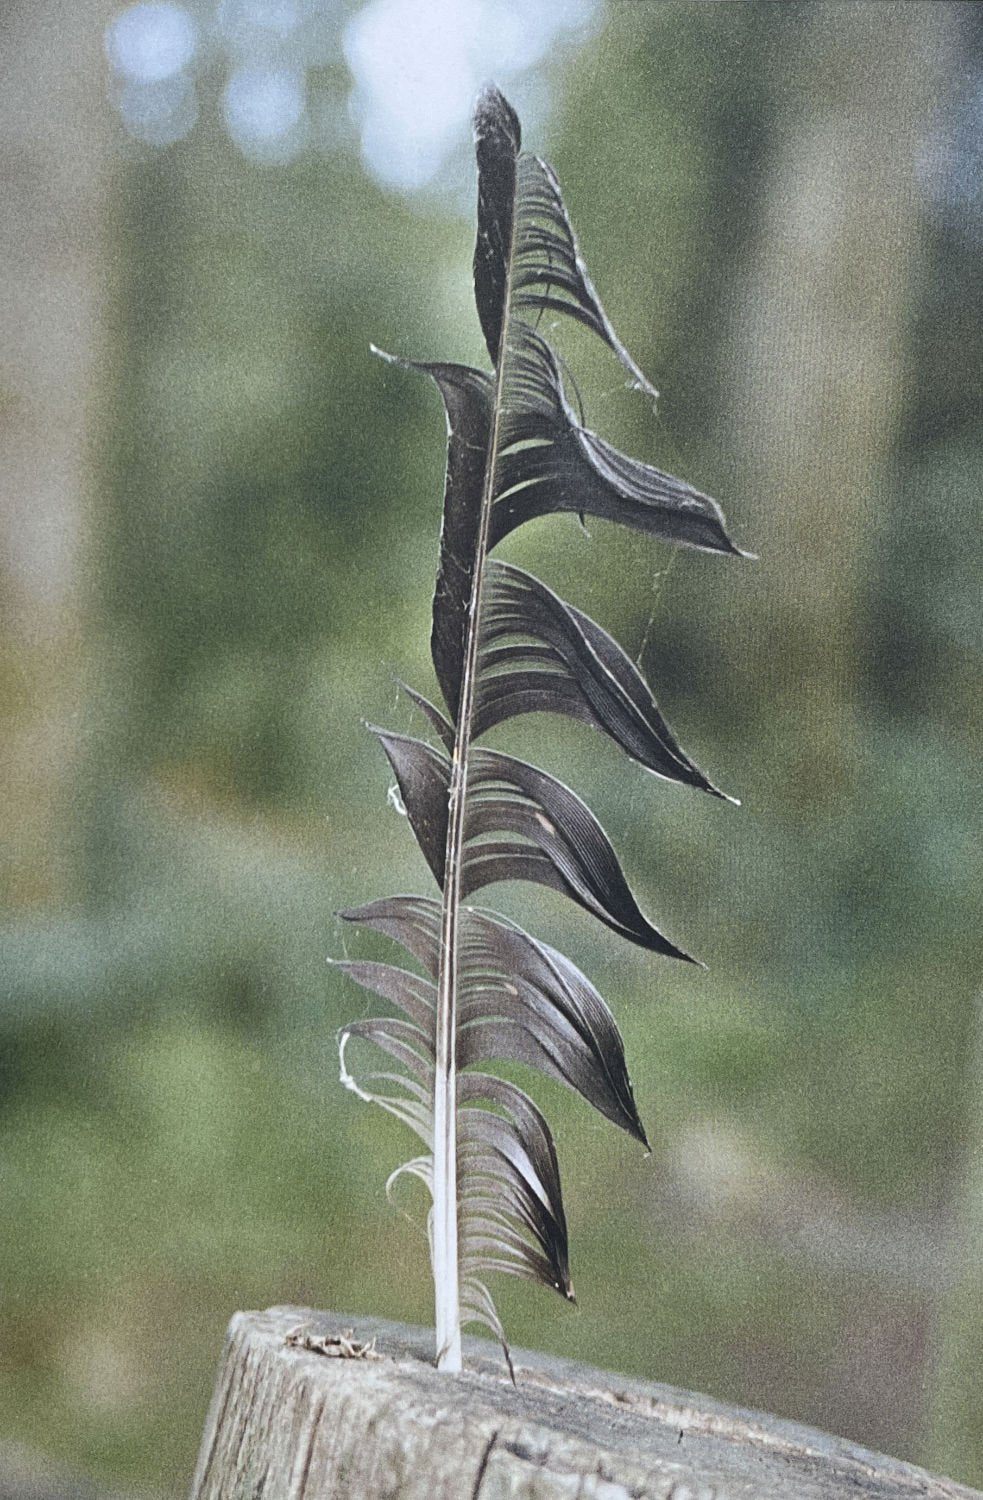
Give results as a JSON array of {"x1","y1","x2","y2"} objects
[{"x1": 3, "y1": 2, "x2": 983, "y2": 1494}]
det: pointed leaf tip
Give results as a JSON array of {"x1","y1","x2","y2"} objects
[{"x1": 474, "y1": 84, "x2": 521, "y2": 152}]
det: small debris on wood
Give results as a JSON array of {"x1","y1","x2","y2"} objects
[{"x1": 285, "y1": 1325, "x2": 381, "y2": 1360}]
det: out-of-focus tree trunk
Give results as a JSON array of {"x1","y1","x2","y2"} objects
[
  {"x1": 927, "y1": 993, "x2": 983, "y2": 1487},
  {"x1": 720, "y1": 1, "x2": 952, "y2": 803},
  {"x1": 0, "y1": 0, "x2": 116, "y2": 907},
  {"x1": 721, "y1": 4, "x2": 982, "y2": 1483}
]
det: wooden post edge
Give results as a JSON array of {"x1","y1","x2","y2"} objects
[{"x1": 189, "y1": 1306, "x2": 981, "y2": 1499}]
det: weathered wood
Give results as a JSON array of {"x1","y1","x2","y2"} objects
[{"x1": 190, "y1": 1307, "x2": 980, "y2": 1500}]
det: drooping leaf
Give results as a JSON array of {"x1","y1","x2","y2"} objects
[
  {"x1": 343, "y1": 896, "x2": 647, "y2": 1144},
  {"x1": 372, "y1": 728, "x2": 695, "y2": 960},
  {"x1": 458, "y1": 913, "x2": 648, "y2": 1146},
  {"x1": 459, "y1": 1071, "x2": 572, "y2": 1298},
  {"x1": 489, "y1": 325, "x2": 747, "y2": 555},
  {"x1": 474, "y1": 84, "x2": 657, "y2": 401},
  {"x1": 477, "y1": 561, "x2": 736, "y2": 800},
  {"x1": 466, "y1": 747, "x2": 697, "y2": 961}
]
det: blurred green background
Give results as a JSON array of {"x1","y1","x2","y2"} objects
[{"x1": 3, "y1": 1, "x2": 982, "y2": 1493}]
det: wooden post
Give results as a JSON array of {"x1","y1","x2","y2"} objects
[{"x1": 190, "y1": 1307, "x2": 980, "y2": 1499}]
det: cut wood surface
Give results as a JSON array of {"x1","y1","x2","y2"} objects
[{"x1": 190, "y1": 1307, "x2": 981, "y2": 1500}]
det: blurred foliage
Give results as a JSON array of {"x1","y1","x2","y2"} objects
[{"x1": 2, "y1": 2, "x2": 982, "y2": 1494}]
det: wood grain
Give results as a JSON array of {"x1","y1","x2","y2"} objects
[{"x1": 190, "y1": 1307, "x2": 981, "y2": 1500}]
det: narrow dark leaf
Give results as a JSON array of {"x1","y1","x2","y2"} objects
[
  {"x1": 344, "y1": 899, "x2": 646, "y2": 1144},
  {"x1": 473, "y1": 85, "x2": 656, "y2": 400},
  {"x1": 459, "y1": 1071, "x2": 572, "y2": 1298},
  {"x1": 511, "y1": 152, "x2": 658, "y2": 401},
  {"x1": 424, "y1": 365, "x2": 492, "y2": 721},
  {"x1": 490, "y1": 327, "x2": 748, "y2": 556},
  {"x1": 466, "y1": 748, "x2": 698, "y2": 961},
  {"x1": 377, "y1": 728, "x2": 693, "y2": 959},
  {"x1": 477, "y1": 561, "x2": 734, "y2": 799},
  {"x1": 458, "y1": 910, "x2": 648, "y2": 1145},
  {"x1": 371, "y1": 728, "x2": 450, "y2": 887},
  {"x1": 372, "y1": 349, "x2": 492, "y2": 720},
  {"x1": 473, "y1": 84, "x2": 521, "y2": 367}
]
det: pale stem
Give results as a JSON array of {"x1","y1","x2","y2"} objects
[{"x1": 432, "y1": 147, "x2": 518, "y2": 1372}]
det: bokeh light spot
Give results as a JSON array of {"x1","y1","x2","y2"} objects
[
  {"x1": 223, "y1": 67, "x2": 306, "y2": 158},
  {"x1": 342, "y1": 0, "x2": 600, "y2": 191},
  {"x1": 106, "y1": 2, "x2": 197, "y2": 84}
]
